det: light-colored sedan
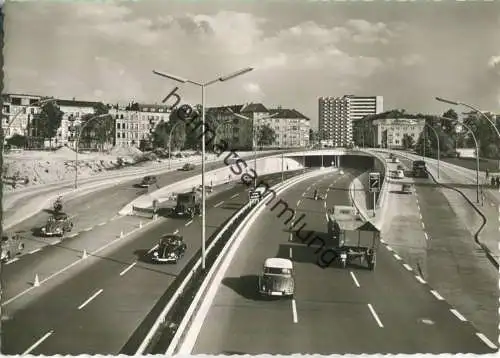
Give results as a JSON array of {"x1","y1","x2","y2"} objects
[{"x1": 393, "y1": 170, "x2": 404, "y2": 179}]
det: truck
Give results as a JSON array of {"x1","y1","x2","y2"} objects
[
  {"x1": 174, "y1": 190, "x2": 202, "y2": 218},
  {"x1": 412, "y1": 160, "x2": 428, "y2": 178},
  {"x1": 326, "y1": 205, "x2": 381, "y2": 270}
]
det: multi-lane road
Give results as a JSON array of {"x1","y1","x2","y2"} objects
[
  {"x1": 2, "y1": 171, "x2": 300, "y2": 355},
  {"x1": 190, "y1": 169, "x2": 497, "y2": 354}
]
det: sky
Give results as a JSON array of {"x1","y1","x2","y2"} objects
[{"x1": 4, "y1": 0, "x2": 500, "y2": 129}]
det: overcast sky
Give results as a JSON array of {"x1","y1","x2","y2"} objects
[{"x1": 4, "y1": 0, "x2": 500, "y2": 128}]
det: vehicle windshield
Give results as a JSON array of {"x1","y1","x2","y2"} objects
[{"x1": 264, "y1": 267, "x2": 292, "y2": 275}]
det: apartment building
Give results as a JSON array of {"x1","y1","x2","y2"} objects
[
  {"x1": 318, "y1": 95, "x2": 383, "y2": 147},
  {"x1": 2, "y1": 93, "x2": 44, "y2": 139},
  {"x1": 206, "y1": 105, "x2": 252, "y2": 150},
  {"x1": 265, "y1": 107, "x2": 310, "y2": 148},
  {"x1": 112, "y1": 103, "x2": 171, "y2": 147},
  {"x1": 372, "y1": 118, "x2": 425, "y2": 148},
  {"x1": 56, "y1": 99, "x2": 103, "y2": 147}
]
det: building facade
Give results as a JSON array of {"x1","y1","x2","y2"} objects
[
  {"x1": 318, "y1": 95, "x2": 383, "y2": 147},
  {"x1": 2, "y1": 93, "x2": 44, "y2": 139},
  {"x1": 206, "y1": 105, "x2": 252, "y2": 150},
  {"x1": 112, "y1": 103, "x2": 171, "y2": 147},
  {"x1": 372, "y1": 118, "x2": 425, "y2": 148}
]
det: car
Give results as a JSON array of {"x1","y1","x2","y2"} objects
[
  {"x1": 151, "y1": 234, "x2": 187, "y2": 264},
  {"x1": 41, "y1": 213, "x2": 73, "y2": 237},
  {"x1": 391, "y1": 157, "x2": 400, "y2": 163},
  {"x1": 1, "y1": 233, "x2": 25, "y2": 262},
  {"x1": 139, "y1": 175, "x2": 157, "y2": 188},
  {"x1": 339, "y1": 170, "x2": 344, "y2": 175},
  {"x1": 397, "y1": 164, "x2": 404, "y2": 171},
  {"x1": 401, "y1": 183, "x2": 412, "y2": 194},
  {"x1": 182, "y1": 163, "x2": 195, "y2": 171},
  {"x1": 258, "y1": 258, "x2": 295, "y2": 297},
  {"x1": 393, "y1": 170, "x2": 404, "y2": 179}
]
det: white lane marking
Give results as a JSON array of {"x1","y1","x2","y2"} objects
[
  {"x1": 230, "y1": 193, "x2": 239, "y2": 199},
  {"x1": 324, "y1": 201, "x2": 326, "y2": 208},
  {"x1": 98, "y1": 222, "x2": 107, "y2": 226},
  {"x1": 83, "y1": 227, "x2": 93, "y2": 232},
  {"x1": 475, "y1": 332, "x2": 498, "y2": 349},
  {"x1": 6, "y1": 257, "x2": 19, "y2": 265},
  {"x1": 415, "y1": 275, "x2": 427, "y2": 284},
  {"x1": 421, "y1": 222, "x2": 425, "y2": 230},
  {"x1": 367, "y1": 303, "x2": 384, "y2": 328},
  {"x1": 302, "y1": 193, "x2": 306, "y2": 197},
  {"x1": 291, "y1": 299, "x2": 298, "y2": 323},
  {"x1": 148, "y1": 244, "x2": 159, "y2": 254},
  {"x1": 430, "y1": 290, "x2": 445, "y2": 300},
  {"x1": 23, "y1": 330, "x2": 54, "y2": 355},
  {"x1": 297, "y1": 200, "x2": 301, "y2": 206},
  {"x1": 403, "y1": 263, "x2": 413, "y2": 271},
  {"x1": 185, "y1": 220, "x2": 193, "y2": 227},
  {"x1": 419, "y1": 213, "x2": 423, "y2": 220},
  {"x1": 120, "y1": 262, "x2": 137, "y2": 276},
  {"x1": 214, "y1": 201, "x2": 224, "y2": 208},
  {"x1": 51, "y1": 239, "x2": 61, "y2": 245},
  {"x1": 386, "y1": 246, "x2": 393, "y2": 252},
  {"x1": 29, "y1": 248, "x2": 41, "y2": 255},
  {"x1": 289, "y1": 247, "x2": 293, "y2": 259},
  {"x1": 393, "y1": 254, "x2": 402, "y2": 261},
  {"x1": 350, "y1": 271, "x2": 360, "y2": 288},
  {"x1": 77, "y1": 289, "x2": 104, "y2": 310},
  {"x1": 173, "y1": 229, "x2": 179, "y2": 235},
  {"x1": 450, "y1": 309, "x2": 467, "y2": 322},
  {"x1": 68, "y1": 232, "x2": 79, "y2": 238},
  {"x1": 424, "y1": 232, "x2": 429, "y2": 241}
]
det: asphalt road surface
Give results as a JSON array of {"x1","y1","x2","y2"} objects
[
  {"x1": 1, "y1": 171, "x2": 300, "y2": 355},
  {"x1": 4, "y1": 151, "x2": 283, "y2": 261},
  {"x1": 191, "y1": 169, "x2": 496, "y2": 354}
]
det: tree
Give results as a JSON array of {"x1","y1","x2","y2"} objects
[
  {"x1": 402, "y1": 134, "x2": 414, "y2": 149},
  {"x1": 6, "y1": 134, "x2": 27, "y2": 148},
  {"x1": 415, "y1": 128, "x2": 434, "y2": 158},
  {"x1": 31, "y1": 101, "x2": 64, "y2": 148},
  {"x1": 309, "y1": 128, "x2": 317, "y2": 146},
  {"x1": 441, "y1": 108, "x2": 458, "y2": 135},
  {"x1": 256, "y1": 124, "x2": 277, "y2": 147},
  {"x1": 152, "y1": 111, "x2": 186, "y2": 151}
]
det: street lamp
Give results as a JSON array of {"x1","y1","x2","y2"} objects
[
  {"x1": 226, "y1": 108, "x2": 278, "y2": 187},
  {"x1": 440, "y1": 116, "x2": 481, "y2": 203},
  {"x1": 167, "y1": 121, "x2": 185, "y2": 169},
  {"x1": 74, "y1": 114, "x2": 112, "y2": 189},
  {"x1": 153, "y1": 67, "x2": 254, "y2": 270},
  {"x1": 1, "y1": 97, "x2": 57, "y2": 152}
]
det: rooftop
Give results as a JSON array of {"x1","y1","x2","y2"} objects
[
  {"x1": 57, "y1": 99, "x2": 103, "y2": 108},
  {"x1": 241, "y1": 103, "x2": 269, "y2": 113},
  {"x1": 269, "y1": 108, "x2": 310, "y2": 120}
]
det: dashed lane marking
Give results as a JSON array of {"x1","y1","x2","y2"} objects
[
  {"x1": 119, "y1": 262, "x2": 137, "y2": 276},
  {"x1": 173, "y1": 229, "x2": 179, "y2": 235},
  {"x1": 214, "y1": 201, "x2": 224, "y2": 208},
  {"x1": 185, "y1": 220, "x2": 193, "y2": 227},
  {"x1": 98, "y1": 222, "x2": 107, "y2": 226},
  {"x1": 350, "y1": 271, "x2": 360, "y2": 288},
  {"x1": 415, "y1": 275, "x2": 426, "y2": 284},
  {"x1": 403, "y1": 263, "x2": 413, "y2": 271},
  {"x1": 23, "y1": 331, "x2": 54, "y2": 355},
  {"x1": 230, "y1": 193, "x2": 239, "y2": 199},
  {"x1": 450, "y1": 309, "x2": 467, "y2": 322},
  {"x1": 302, "y1": 193, "x2": 306, "y2": 197},
  {"x1": 367, "y1": 303, "x2": 384, "y2": 328},
  {"x1": 68, "y1": 232, "x2": 79, "y2": 238},
  {"x1": 28, "y1": 248, "x2": 41, "y2": 255},
  {"x1": 83, "y1": 227, "x2": 93, "y2": 232},
  {"x1": 77, "y1": 289, "x2": 104, "y2": 310},
  {"x1": 386, "y1": 246, "x2": 394, "y2": 252},
  {"x1": 476, "y1": 333, "x2": 498, "y2": 350},
  {"x1": 393, "y1": 254, "x2": 402, "y2": 261},
  {"x1": 5, "y1": 257, "x2": 19, "y2": 265},
  {"x1": 430, "y1": 290, "x2": 445, "y2": 300},
  {"x1": 51, "y1": 239, "x2": 61, "y2": 246},
  {"x1": 291, "y1": 299, "x2": 298, "y2": 323},
  {"x1": 297, "y1": 200, "x2": 301, "y2": 206}
]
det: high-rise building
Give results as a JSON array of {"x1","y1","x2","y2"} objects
[{"x1": 318, "y1": 95, "x2": 383, "y2": 147}]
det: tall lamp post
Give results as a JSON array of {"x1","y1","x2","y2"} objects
[
  {"x1": 1, "y1": 97, "x2": 56, "y2": 152},
  {"x1": 153, "y1": 67, "x2": 254, "y2": 270},
  {"x1": 227, "y1": 108, "x2": 278, "y2": 187},
  {"x1": 74, "y1": 114, "x2": 112, "y2": 189},
  {"x1": 440, "y1": 117, "x2": 480, "y2": 203},
  {"x1": 423, "y1": 122, "x2": 441, "y2": 179}
]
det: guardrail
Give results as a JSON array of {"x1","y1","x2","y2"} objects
[{"x1": 134, "y1": 169, "x2": 330, "y2": 354}]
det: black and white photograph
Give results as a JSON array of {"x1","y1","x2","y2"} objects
[{"x1": 1, "y1": 0, "x2": 499, "y2": 355}]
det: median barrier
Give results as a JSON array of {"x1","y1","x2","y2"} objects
[
  {"x1": 133, "y1": 168, "x2": 335, "y2": 355},
  {"x1": 119, "y1": 157, "x2": 304, "y2": 216}
]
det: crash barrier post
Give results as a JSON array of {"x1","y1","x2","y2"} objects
[
  {"x1": 135, "y1": 169, "x2": 333, "y2": 355},
  {"x1": 165, "y1": 169, "x2": 336, "y2": 355}
]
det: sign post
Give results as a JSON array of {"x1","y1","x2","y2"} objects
[{"x1": 368, "y1": 172, "x2": 381, "y2": 217}]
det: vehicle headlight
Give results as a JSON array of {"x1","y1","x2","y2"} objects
[
  {"x1": 153, "y1": 251, "x2": 159, "y2": 257},
  {"x1": 340, "y1": 253, "x2": 347, "y2": 259},
  {"x1": 56, "y1": 228, "x2": 61, "y2": 232}
]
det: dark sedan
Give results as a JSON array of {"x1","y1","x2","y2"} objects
[{"x1": 151, "y1": 234, "x2": 187, "y2": 264}]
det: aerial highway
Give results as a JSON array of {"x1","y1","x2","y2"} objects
[
  {"x1": 2, "y1": 170, "x2": 302, "y2": 355},
  {"x1": 190, "y1": 169, "x2": 496, "y2": 354}
]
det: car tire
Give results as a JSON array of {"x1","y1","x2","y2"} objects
[
  {"x1": 19, "y1": 243, "x2": 25, "y2": 251},
  {"x1": 6, "y1": 252, "x2": 11, "y2": 260}
]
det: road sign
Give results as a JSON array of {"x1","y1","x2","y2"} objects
[{"x1": 369, "y1": 172, "x2": 381, "y2": 193}]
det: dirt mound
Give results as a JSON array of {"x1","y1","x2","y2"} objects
[{"x1": 108, "y1": 146, "x2": 143, "y2": 158}]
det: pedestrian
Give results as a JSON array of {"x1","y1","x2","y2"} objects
[
  {"x1": 491, "y1": 176, "x2": 496, "y2": 187},
  {"x1": 496, "y1": 176, "x2": 500, "y2": 188},
  {"x1": 485, "y1": 168, "x2": 489, "y2": 180}
]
